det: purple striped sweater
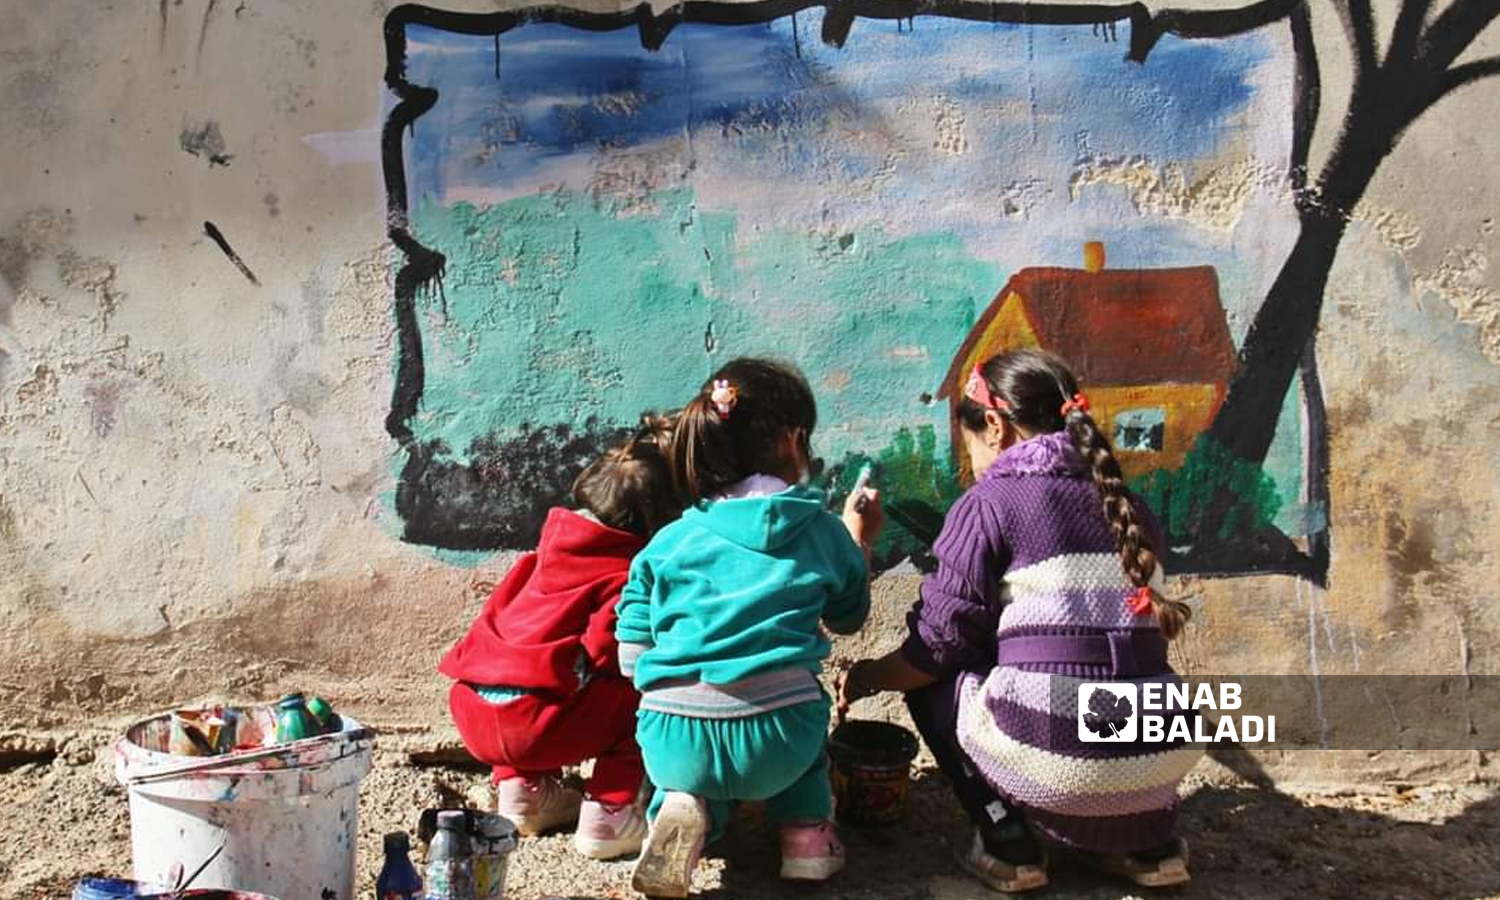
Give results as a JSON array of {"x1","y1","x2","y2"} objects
[{"x1": 901, "y1": 431, "x2": 1203, "y2": 853}]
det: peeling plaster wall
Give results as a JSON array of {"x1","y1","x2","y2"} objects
[{"x1": 1, "y1": 0, "x2": 1497, "y2": 783}]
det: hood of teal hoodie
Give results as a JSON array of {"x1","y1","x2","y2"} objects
[{"x1": 684, "y1": 485, "x2": 827, "y2": 552}]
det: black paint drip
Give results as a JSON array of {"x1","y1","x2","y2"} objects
[{"x1": 202, "y1": 221, "x2": 260, "y2": 286}]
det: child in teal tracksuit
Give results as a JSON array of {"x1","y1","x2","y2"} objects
[{"x1": 617, "y1": 357, "x2": 883, "y2": 898}]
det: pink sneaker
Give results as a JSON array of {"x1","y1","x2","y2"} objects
[
  {"x1": 631, "y1": 792, "x2": 708, "y2": 898},
  {"x1": 779, "y1": 820, "x2": 845, "y2": 881},
  {"x1": 574, "y1": 797, "x2": 648, "y2": 860},
  {"x1": 495, "y1": 776, "x2": 581, "y2": 836}
]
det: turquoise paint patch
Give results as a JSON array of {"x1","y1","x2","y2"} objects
[
  {"x1": 408, "y1": 188, "x2": 998, "y2": 465},
  {"x1": 1263, "y1": 372, "x2": 1312, "y2": 536}
]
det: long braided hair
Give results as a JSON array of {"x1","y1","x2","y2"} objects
[{"x1": 956, "y1": 348, "x2": 1190, "y2": 639}]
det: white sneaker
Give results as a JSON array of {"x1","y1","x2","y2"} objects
[
  {"x1": 495, "y1": 776, "x2": 582, "y2": 836},
  {"x1": 574, "y1": 797, "x2": 648, "y2": 860},
  {"x1": 631, "y1": 792, "x2": 708, "y2": 898},
  {"x1": 961, "y1": 830, "x2": 1049, "y2": 893}
]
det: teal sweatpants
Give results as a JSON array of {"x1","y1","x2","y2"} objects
[{"x1": 637, "y1": 696, "x2": 832, "y2": 841}]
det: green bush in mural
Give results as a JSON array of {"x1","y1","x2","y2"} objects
[
  {"x1": 1129, "y1": 435, "x2": 1282, "y2": 546},
  {"x1": 821, "y1": 424, "x2": 963, "y2": 572}
]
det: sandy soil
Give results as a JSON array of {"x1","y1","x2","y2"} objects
[{"x1": 2, "y1": 732, "x2": 1498, "y2": 900}]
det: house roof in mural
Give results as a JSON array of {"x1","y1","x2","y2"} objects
[{"x1": 939, "y1": 265, "x2": 1238, "y2": 397}]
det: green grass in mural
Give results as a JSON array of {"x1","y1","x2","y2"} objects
[{"x1": 1130, "y1": 435, "x2": 1283, "y2": 545}]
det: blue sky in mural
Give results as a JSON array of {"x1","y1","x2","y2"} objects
[{"x1": 407, "y1": 16, "x2": 1266, "y2": 199}]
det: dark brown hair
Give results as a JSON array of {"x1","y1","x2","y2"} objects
[
  {"x1": 571, "y1": 413, "x2": 682, "y2": 537},
  {"x1": 670, "y1": 357, "x2": 818, "y2": 503},
  {"x1": 957, "y1": 348, "x2": 1190, "y2": 639}
]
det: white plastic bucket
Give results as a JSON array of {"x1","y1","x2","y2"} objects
[{"x1": 114, "y1": 704, "x2": 373, "y2": 900}]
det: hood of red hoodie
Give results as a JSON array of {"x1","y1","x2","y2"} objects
[
  {"x1": 532, "y1": 507, "x2": 645, "y2": 592},
  {"x1": 438, "y1": 507, "x2": 646, "y2": 692}
]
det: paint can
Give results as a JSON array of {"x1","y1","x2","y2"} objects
[
  {"x1": 115, "y1": 704, "x2": 372, "y2": 900},
  {"x1": 828, "y1": 719, "x2": 919, "y2": 827},
  {"x1": 471, "y1": 814, "x2": 517, "y2": 900}
]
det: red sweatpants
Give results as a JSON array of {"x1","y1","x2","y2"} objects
[{"x1": 448, "y1": 675, "x2": 644, "y2": 806}]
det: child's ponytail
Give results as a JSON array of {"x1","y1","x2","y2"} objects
[
  {"x1": 1061, "y1": 404, "x2": 1191, "y2": 640},
  {"x1": 670, "y1": 358, "x2": 819, "y2": 503},
  {"x1": 671, "y1": 392, "x2": 734, "y2": 503}
]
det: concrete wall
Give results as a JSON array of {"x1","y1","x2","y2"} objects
[{"x1": 1, "y1": 0, "x2": 1497, "y2": 782}]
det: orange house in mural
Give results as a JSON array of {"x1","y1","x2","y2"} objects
[{"x1": 938, "y1": 245, "x2": 1238, "y2": 478}]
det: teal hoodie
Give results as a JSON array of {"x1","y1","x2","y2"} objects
[{"x1": 616, "y1": 484, "x2": 870, "y2": 690}]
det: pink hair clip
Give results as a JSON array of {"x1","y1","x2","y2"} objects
[
  {"x1": 1127, "y1": 586, "x2": 1154, "y2": 616},
  {"x1": 710, "y1": 379, "x2": 738, "y2": 419},
  {"x1": 964, "y1": 365, "x2": 1009, "y2": 411}
]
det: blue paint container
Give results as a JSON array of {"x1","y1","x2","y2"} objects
[{"x1": 72, "y1": 878, "x2": 168, "y2": 900}]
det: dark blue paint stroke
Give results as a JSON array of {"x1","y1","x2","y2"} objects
[
  {"x1": 404, "y1": 13, "x2": 1269, "y2": 201},
  {"x1": 406, "y1": 20, "x2": 827, "y2": 198}
]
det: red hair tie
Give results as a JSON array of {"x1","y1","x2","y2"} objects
[
  {"x1": 1127, "y1": 586, "x2": 1154, "y2": 616},
  {"x1": 964, "y1": 365, "x2": 1009, "y2": 412},
  {"x1": 1060, "y1": 393, "x2": 1091, "y2": 417}
]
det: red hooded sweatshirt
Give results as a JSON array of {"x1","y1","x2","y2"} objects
[{"x1": 439, "y1": 508, "x2": 646, "y2": 695}]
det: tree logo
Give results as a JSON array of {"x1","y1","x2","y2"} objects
[{"x1": 1077, "y1": 683, "x2": 1138, "y2": 742}]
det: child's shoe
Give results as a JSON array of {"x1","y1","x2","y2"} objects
[
  {"x1": 631, "y1": 792, "x2": 708, "y2": 898},
  {"x1": 961, "y1": 826, "x2": 1049, "y2": 893},
  {"x1": 778, "y1": 820, "x2": 845, "y2": 881},
  {"x1": 574, "y1": 797, "x2": 648, "y2": 860},
  {"x1": 495, "y1": 776, "x2": 582, "y2": 836},
  {"x1": 1090, "y1": 838, "x2": 1191, "y2": 887}
]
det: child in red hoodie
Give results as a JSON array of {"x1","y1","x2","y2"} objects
[{"x1": 439, "y1": 420, "x2": 681, "y2": 860}]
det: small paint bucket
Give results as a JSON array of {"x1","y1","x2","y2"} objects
[{"x1": 828, "y1": 720, "x2": 919, "y2": 827}]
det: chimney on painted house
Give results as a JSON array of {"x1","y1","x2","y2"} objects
[{"x1": 1083, "y1": 241, "x2": 1106, "y2": 273}]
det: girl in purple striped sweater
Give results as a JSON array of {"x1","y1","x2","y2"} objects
[{"x1": 840, "y1": 349, "x2": 1202, "y2": 892}]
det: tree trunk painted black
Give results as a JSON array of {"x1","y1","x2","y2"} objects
[
  {"x1": 1205, "y1": 206, "x2": 1347, "y2": 464},
  {"x1": 1206, "y1": 102, "x2": 1396, "y2": 467}
]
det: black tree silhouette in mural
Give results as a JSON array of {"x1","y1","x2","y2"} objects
[{"x1": 1189, "y1": 0, "x2": 1500, "y2": 570}]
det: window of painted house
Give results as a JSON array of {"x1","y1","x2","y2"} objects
[{"x1": 1114, "y1": 408, "x2": 1166, "y2": 452}]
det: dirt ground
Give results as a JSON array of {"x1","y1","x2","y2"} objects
[{"x1": 2, "y1": 732, "x2": 1499, "y2": 900}]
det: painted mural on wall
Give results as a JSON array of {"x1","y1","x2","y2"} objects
[{"x1": 379, "y1": 1, "x2": 1357, "y2": 579}]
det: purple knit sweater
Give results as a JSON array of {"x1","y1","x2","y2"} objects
[
  {"x1": 900, "y1": 431, "x2": 1166, "y2": 678},
  {"x1": 900, "y1": 431, "x2": 1201, "y2": 853}
]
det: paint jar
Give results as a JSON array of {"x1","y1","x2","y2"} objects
[
  {"x1": 471, "y1": 815, "x2": 517, "y2": 900},
  {"x1": 828, "y1": 719, "x2": 920, "y2": 827},
  {"x1": 272, "y1": 694, "x2": 317, "y2": 744},
  {"x1": 306, "y1": 696, "x2": 342, "y2": 735}
]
